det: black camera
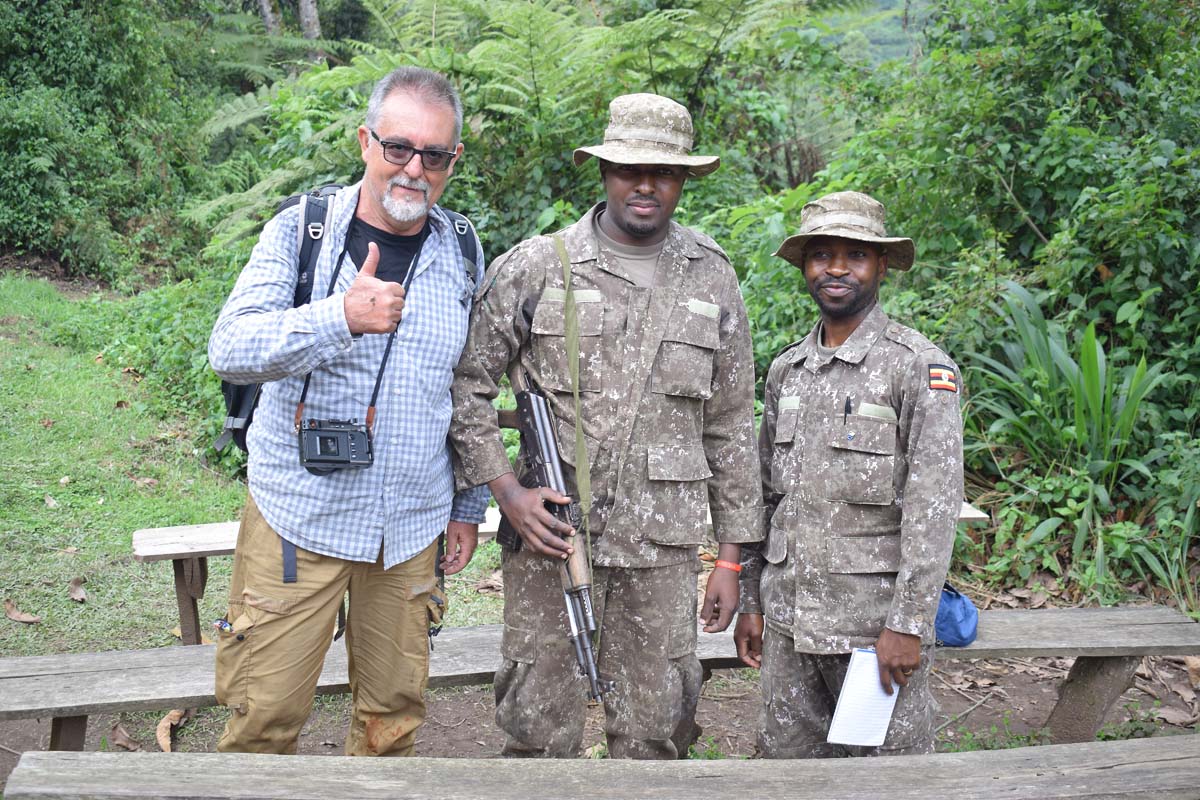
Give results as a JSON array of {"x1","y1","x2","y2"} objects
[{"x1": 297, "y1": 418, "x2": 373, "y2": 475}]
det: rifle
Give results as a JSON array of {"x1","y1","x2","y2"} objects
[{"x1": 497, "y1": 375, "x2": 609, "y2": 701}]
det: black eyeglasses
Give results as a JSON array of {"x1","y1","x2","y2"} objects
[{"x1": 370, "y1": 130, "x2": 457, "y2": 172}]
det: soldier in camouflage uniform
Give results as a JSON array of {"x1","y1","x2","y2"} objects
[
  {"x1": 734, "y1": 191, "x2": 964, "y2": 757},
  {"x1": 449, "y1": 94, "x2": 763, "y2": 759}
]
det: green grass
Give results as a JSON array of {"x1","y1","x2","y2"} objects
[
  {"x1": 0, "y1": 275, "x2": 245, "y2": 656},
  {"x1": 0, "y1": 274, "x2": 502, "y2": 657}
]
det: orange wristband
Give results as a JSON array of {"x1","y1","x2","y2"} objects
[{"x1": 714, "y1": 559, "x2": 742, "y2": 573}]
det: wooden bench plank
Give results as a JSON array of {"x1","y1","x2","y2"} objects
[
  {"x1": 954, "y1": 607, "x2": 1200, "y2": 658},
  {"x1": 8, "y1": 737, "x2": 1200, "y2": 800},
  {"x1": 133, "y1": 507, "x2": 505, "y2": 562},
  {"x1": 3, "y1": 608, "x2": 1197, "y2": 721}
]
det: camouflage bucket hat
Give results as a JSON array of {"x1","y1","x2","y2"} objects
[
  {"x1": 775, "y1": 191, "x2": 915, "y2": 271},
  {"x1": 573, "y1": 93, "x2": 719, "y2": 177}
]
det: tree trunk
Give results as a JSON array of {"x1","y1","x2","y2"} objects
[
  {"x1": 298, "y1": 0, "x2": 323, "y2": 62},
  {"x1": 257, "y1": 0, "x2": 281, "y2": 36}
]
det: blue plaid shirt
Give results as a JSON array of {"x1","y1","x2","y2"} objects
[{"x1": 209, "y1": 182, "x2": 489, "y2": 568}]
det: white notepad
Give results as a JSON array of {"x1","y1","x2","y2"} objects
[{"x1": 826, "y1": 648, "x2": 900, "y2": 747}]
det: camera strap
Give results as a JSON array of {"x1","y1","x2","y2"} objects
[{"x1": 293, "y1": 230, "x2": 426, "y2": 433}]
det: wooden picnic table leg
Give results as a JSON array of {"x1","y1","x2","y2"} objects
[
  {"x1": 172, "y1": 556, "x2": 209, "y2": 646},
  {"x1": 1043, "y1": 655, "x2": 1142, "y2": 743},
  {"x1": 49, "y1": 715, "x2": 88, "y2": 750}
]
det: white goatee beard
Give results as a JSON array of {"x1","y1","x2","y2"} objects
[{"x1": 381, "y1": 176, "x2": 430, "y2": 225}]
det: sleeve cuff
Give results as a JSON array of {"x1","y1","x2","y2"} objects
[
  {"x1": 450, "y1": 484, "x2": 490, "y2": 524},
  {"x1": 710, "y1": 504, "x2": 766, "y2": 544}
]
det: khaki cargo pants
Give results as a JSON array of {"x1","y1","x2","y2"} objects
[
  {"x1": 494, "y1": 547, "x2": 703, "y2": 760},
  {"x1": 758, "y1": 625, "x2": 937, "y2": 758},
  {"x1": 214, "y1": 494, "x2": 439, "y2": 756}
]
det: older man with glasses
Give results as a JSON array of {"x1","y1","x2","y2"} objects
[{"x1": 208, "y1": 66, "x2": 488, "y2": 756}]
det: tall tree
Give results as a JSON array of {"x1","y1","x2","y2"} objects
[
  {"x1": 298, "y1": 0, "x2": 322, "y2": 61},
  {"x1": 257, "y1": 0, "x2": 282, "y2": 35}
]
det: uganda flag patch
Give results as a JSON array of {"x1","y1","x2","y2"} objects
[{"x1": 928, "y1": 364, "x2": 959, "y2": 393}]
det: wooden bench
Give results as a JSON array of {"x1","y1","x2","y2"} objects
[
  {"x1": 135, "y1": 503, "x2": 990, "y2": 645},
  {"x1": 3, "y1": 607, "x2": 1197, "y2": 752},
  {"x1": 132, "y1": 506, "x2": 503, "y2": 646},
  {"x1": 8, "y1": 735, "x2": 1200, "y2": 799}
]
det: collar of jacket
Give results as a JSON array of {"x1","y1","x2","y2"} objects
[
  {"x1": 789, "y1": 303, "x2": 890, "y2": 369},
  {"x1": 557, "y1": 202, "x2": 706, "y2": 269}
]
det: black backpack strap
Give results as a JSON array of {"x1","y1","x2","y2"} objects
[
  {"x1": 293, "y1": 185, "x2": 339, "y2": 307},
  {"x1": 441, "y1": 209, "x2": 478, "y2": 272}
]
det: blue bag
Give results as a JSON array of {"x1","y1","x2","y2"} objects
[{"x1": 934, "y1": 582, "x2": 978, "y2": 646}]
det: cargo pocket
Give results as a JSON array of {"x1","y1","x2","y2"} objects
[
  {"x1": 645, "y1": 443, "x2": 712, "y2": 546},
  {"x1": 667, "y1": 617, "x2": 698, "y2": 660},
  {"x1": 501, "y1": 625, "x2": 539, "y2": 664},
  {"x1": 824, "y1": 416, "x2": 898, "y2": 505},
  {"x1": 214, "y1": 602, "x2": 260, "y2": 712},
  {"x1": 651, "y1": 301, "x2": 720, "y2": 399},
  {"x1": 531, "y1": 289, "x2": 604, "y2": 393},
  {"x1": 827, "y1": 533, "x2": 902, "y2": 574}
]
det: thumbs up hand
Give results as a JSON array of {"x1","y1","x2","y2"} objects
[{"x1": 344, "y1": 242, "x2": 406, "y2": 334}]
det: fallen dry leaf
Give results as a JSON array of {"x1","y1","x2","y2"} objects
[
  {"x1": 44, "y1": 494, "x2": 58, "y2": 509},
  {"x1": 475, "y1": 570, "x2": 504, "y2": 596},
  {"x1": 1096, "y1": 263, "x2": 1114, "y2": 282},
  {"x1": 1155, "y1": 706, "x2": 1198, "y2": 726},
  {"x1": 68, "y1": 577, "x2": 87, "y2": 603},
  {"x1": 584, "y1": 743, "x2": 606, "y2": 759},
  {"x1": 39, "y1": 418, "x2": 54, "y2": 428},
  {"x1": 114, "y1": 400, "x2": 130, "y2": 409},
  {"x1": 109, "y1": 723, "x2": 142, "y2": 751},
  {"x1": 699, "y1": 551, "x2": 716, "y2": 562},
  {"x1": 1171, "y1": 680, "x2": 1196, "y2": 705},
  {"x1": 60, "y1": 546, "x2": 80, "y2": 555},
  {"x1": 1186, "y1": 656, "x2": 1200, "y2": 689},
  {"x1": 155, "y1": 708, "x2": 194, "y2": 752},
  {"x1": 94, "y1": 353, "x2": 104, "y2": 363},
  {"x1": 168, "y1": 625, "x2": 213, "y2": 645},
  {"x1": 4, "y1": 598, "x2": 41, "y2": 624},
  {"x1": 58, "y1": 476, "x2": 71, "y2": 485}
]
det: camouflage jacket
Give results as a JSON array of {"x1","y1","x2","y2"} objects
[
  {"x1": 449, "y1": 204, "x2": 764, "y2": 568},
  {"x1": 740, "y1": 305, "x2": 963, "y2": 651}
]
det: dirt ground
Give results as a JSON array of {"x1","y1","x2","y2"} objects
[{"x1": 2, "y1": 652, "x2": 1196, "y2": 790}]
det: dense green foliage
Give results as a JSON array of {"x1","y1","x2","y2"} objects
[{"x1": 3, "y1": 0, "x2": 1198, "y2": 609}]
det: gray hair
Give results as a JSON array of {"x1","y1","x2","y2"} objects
[{"x1": 365, "y1": 66, "x2": 463, "y2": 145}]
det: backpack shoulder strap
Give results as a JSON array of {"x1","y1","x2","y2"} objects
[
  {"x1": 292, "y1": 186, "x2": 339, "y2": 307},
  {"x1": 441, "y1": 209, "x2": 478, "y2": 271}
]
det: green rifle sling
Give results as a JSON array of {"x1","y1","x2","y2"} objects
[{"x1": 553, "y1": 235, "x2": 593, "y2": 570}]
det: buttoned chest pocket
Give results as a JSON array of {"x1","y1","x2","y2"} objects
[
  {"x1": 651, "y1": 300, "x2": 720, "y2": 400},
  {"x1": 825, "y1": 416, "x2": 897, "y2": 505},
  {"x1": 770, "y1": 398, "x2": 802, "y2": 492},
  {"x1": 530, "y1": 290, "x2": 604, "y2": 393}
]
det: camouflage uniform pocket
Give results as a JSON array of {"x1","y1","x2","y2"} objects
[
  {"x1": 530, "y1": 293, "x2": 604, "y2": 392},
  {"x1": 651, "y1": 304, "x2": 720, "y2": 399},
  {"x1": 645, "y1": 444, "x2": 712, "y2": 546},
  {"x1": 500, "y1": 625, "x2": 539, "y2": 664},
  {"x1": 825, "y1": 416, "x2": 897, "y2": 505},
  {"x1": 827, "y1": 534, "x2": 902, "y2": 573},
  {"x1": 763, "y1": 493, "x2": 796, "y2": 564}
]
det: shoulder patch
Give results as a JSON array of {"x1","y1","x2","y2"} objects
[{"x1": 928, "y1": 364, "x2": 959, "y2": 393}]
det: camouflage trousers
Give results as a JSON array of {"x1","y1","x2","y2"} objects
[
  {"x1": 215, "y1": 493, "x2": 439, "y2": 756},
  {"x1": 758, "y1": 624, "x2": 937, "y2": 758},
  {"x1": 494, "y1": 548, "x2": 703, "y2": 759}
]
